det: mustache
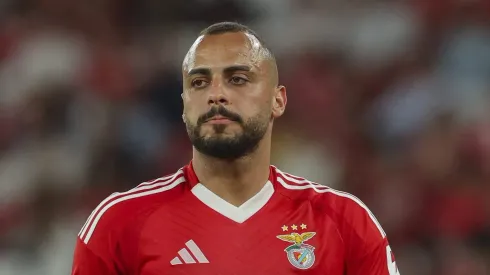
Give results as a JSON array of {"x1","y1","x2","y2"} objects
[{"x1": 197, "y1": 106, "x2": 243, "y2": 125}]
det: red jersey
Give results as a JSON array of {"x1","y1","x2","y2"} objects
[{"x1": 72, "y1": 163, "x2": 400, "y2": 275}]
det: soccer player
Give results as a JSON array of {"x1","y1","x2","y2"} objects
[{"x1": 72, "y1": 22, "x2": 400, "y2": 275}]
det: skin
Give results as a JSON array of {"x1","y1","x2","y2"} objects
[{"x1": 181, "y1": 31, "x2": 287, "y2": 207}]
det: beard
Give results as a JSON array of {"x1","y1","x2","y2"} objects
[{"x1": 185, "y1": 105, "x2": 269, "y2": 160}]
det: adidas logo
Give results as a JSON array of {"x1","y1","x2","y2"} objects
[{"x1": 170, "y1": 240, "x2": 209, "y2": 265}]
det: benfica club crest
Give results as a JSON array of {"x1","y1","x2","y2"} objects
[{"x1": 276, "y1": 224, "x2": 316, "y2": 270}]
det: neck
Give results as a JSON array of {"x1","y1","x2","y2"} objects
[{"x1": 191, "y1": 137, "x2": 271, "y2": 207}]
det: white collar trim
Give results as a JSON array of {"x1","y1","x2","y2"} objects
[{"x1": 191, "y1": 181, "x2": 274, "y2": 223}]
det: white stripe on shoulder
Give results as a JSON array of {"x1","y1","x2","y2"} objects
[
  {"x1": 78, "y1": 210, "x2": 93, "y2": 237},
  {"x1": 135, "y1": 171, "x2": 183, "y2": 187},
  {"x1": 275, "y1": 168, "x2": 386, "y2": 238},
  {"x1": 79, "y1": 169, "x2": 183, "y2": 238},
  {"x1": 82, "y1": 176, "x2": 185, "y2": 244},
  {"x1": 79, "y1": 169, "x2": 185, "y2": 244}
]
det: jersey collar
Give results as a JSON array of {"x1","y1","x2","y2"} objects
[
  {"x1": 183, "y1": 161, "x2": 200, "y2": 188},
  {"x1": 183, "y1": 160, "x2": 278, "y2": 189},
  {"x1": 183, "y1": 160, "x2": 278, "y2": 224}
]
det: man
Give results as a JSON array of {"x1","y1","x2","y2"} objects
[{"x1": 72, "y1": 22, "x2": 400, "y2": 275}]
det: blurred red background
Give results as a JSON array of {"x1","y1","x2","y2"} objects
[{"x1": 0, "y1": 0, "x2": 489, "y2": 274}]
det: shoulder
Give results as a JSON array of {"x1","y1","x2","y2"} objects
[
  {"x1": 273, "y1": 166, "x2": 386, "y2": 241},
  {"x1": 77, "y1": 168, "x2": 187, "y2": 246}
]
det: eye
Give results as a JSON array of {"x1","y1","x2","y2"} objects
[
  {"x1": 230, "y1": 76, "x2": 247, "y2": 85},
  {"x1": 191, "y1": 79, "x2": 209, "y2": 88}
]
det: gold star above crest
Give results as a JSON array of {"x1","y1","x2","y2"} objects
[
  {"x1": 291, "y1": 224, "x2": 298, "y2": 230},
  {"x1": 300, "y1": 223, "x2": 307, "y2": 229},
  {"x1": 281, "y1": 225, "x2": 288, "y2": 231}
]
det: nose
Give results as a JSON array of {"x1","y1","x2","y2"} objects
[{"x1": 207, "y1": 81, "x2": 229, "y2": 106}]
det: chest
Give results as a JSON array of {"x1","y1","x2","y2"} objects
[{"x1": 135, "y1": 200, "x2": 345, "y2": 275}]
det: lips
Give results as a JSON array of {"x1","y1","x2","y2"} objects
[
  {"x1": 205, "y1": 115, "x2": 235, "y2": 124},
  {"x1": 206, "y1": 115, "x2": 233, "y2": 122}
]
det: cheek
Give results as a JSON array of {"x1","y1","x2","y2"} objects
[
  {"x1": 242, "y1": 107, "x2": 269, "y2": 123},
  {"x1": 184, "y1": 111, "x2": 199, "y2": 125},
  {"x1": 183, "y1": 98, "x2": 200, "y2": 117},
  {"x1": 183, "y1": 110, "x2": 199, "y2": 128},
  {"x1": 255, "y1": 98, "x2": 273, "y2": 115}
]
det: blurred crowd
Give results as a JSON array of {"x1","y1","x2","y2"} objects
[{"x1": 0, "y1": 0, "x2": 489, "y2": 274}]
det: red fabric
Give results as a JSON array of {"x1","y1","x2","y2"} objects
[{"x1": 72, "y1": 164, "x2": 399, "y2": 274}]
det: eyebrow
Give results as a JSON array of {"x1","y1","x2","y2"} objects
[
  {"x1": 187, "y1": 65, "x2": 252, "y2": 77},
  {"x1": 187, "y1": 67, "x2": 211, "y2": 77},
  {"x1": 223, "y1": 65, "x2": 251, "y2": 74}
]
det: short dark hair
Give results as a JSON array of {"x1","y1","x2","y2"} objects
[{"x1": 199, "y1": 22, "x2": 274, "y2": 60}]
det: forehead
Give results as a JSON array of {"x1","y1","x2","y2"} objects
[{"x1": 183, "y1": 32, "x2": 265, "y2": 72}]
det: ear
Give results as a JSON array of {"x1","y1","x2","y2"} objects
[
  {"x1": 271, "y1": 85, "x2": 287, "y2": 119},
  {"x1": 181, "y1": 92, "x2": 187, "y2": 122}
]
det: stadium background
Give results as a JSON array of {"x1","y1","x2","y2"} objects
[{"x1": 0, "y1": 0, "x2": 489, "y2": 274}]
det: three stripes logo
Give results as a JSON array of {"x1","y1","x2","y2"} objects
[{"x1": 170, "y1": 240, "x2": 209, "y2": 265}]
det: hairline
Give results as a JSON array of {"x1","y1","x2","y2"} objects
[
  {"x1": 198, "y1": 23, "x2": 275, "y2": 62},
  {"x1": 183, "y1": 23, "x2": 278, "y2": 85}
]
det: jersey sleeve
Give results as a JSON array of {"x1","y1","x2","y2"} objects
[
  {"x1": 71, "y1": 238, "x2": 119, "y2": 275},
  {"x1": 331, "y1": 193, "x2": 400, "y2": 275},
  {"x1": 346, "y1": 237, "x2": 400, "y2": 275},
  {"x1": 71, "y1": 194, "x2": 131, "y2": 275}
]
